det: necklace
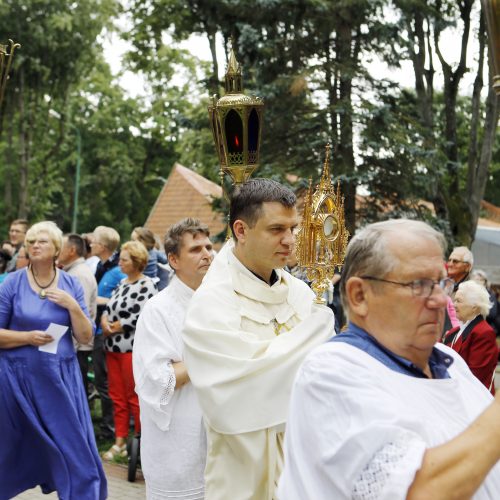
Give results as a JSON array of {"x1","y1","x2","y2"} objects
[{"x1": 30, "y1": 266, "x2": 57, "y2": 299}]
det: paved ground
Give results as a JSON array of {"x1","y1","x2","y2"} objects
[{"x1": 13, "y1": 462, "x2": 145, "y2": 499}]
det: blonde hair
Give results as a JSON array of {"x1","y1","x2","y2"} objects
[
  {"x1": 457, "y1": 280, "x2": 492, "y2": 318},
  {"x1": 121, "y1": 240, "x2": 149, "y2": 272},
  {"x1": 93, "y1": 226, "x2": 121, "y2": 253},
  {"x1": 25, "y1": 221, "x2": 63, "y2": 257}
]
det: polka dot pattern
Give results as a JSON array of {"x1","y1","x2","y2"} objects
[{"x1": 104, "y1": 276, "x2": 157, "y2": 353}]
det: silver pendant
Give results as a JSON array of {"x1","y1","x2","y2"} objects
[{"x1": 39, "y1": 289, "x2": 47, "y2": 299}]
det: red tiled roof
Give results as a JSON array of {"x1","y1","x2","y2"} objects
[{"x1": 145, "y1": 163, "x2": 225, "y2": 242}]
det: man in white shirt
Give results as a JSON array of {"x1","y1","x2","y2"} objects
[
  {"x1": 133, "y1": 218, "x2": 213, "y2": 499},
  {"x1": 182, "y1": 178, "x2": 335, "y2": 500},
  {"x1": 278, "y1": 219, "x2": 500, "y2": 500},
  {"x1": 58, "y1": 233, "x2": 98, "y2": 397}
]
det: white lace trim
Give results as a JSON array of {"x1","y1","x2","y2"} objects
[
  {"x1": 352, "y1": 430, "x2": 424, "y2": 500},
  {"x1": 159, "y1": 362, "x2": 176, "y2": 407}
]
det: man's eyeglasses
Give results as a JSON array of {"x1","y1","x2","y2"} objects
[
  {"x1": 360, "y1": 276, "x2": 455, "y2": 298},
  {"x1": 447, "y1": 258, "x2": 468, "y2": 265}
]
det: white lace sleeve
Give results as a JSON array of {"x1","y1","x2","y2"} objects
[
  {"x1": 159, "y1": 362, "x2": 176, "y2": 407},
  {"x1": 352, "y1": 430, "x2": 427, "y2": 500}
]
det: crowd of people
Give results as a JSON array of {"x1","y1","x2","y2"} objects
[{"x1": 1, "y1": 179, "x2": 500, "y2": 500}]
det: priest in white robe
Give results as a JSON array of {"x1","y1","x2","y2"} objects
[
  {"x1": 133, "y1": 218, "x2": 214, "y2": 500},
  {"x1": 278, "y1": 219, "x2": 500, "y2": 500},
  {"x1": 182, "y1": 179, "x2": 335, "y2": 500}
]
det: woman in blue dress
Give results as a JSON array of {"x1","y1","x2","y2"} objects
[{"x1": 0, "y1": 221, "x2": 107, "y2": 500}]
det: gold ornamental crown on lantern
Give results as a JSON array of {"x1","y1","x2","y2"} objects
[
  {"x1": 0, "y1": 39, "x2": 21, "y2": 110},
  {"x1": 208, "y1": 45, "x2": 264, "y2": 185},
  {"x1": 295, "y1": 144, "x2": 350, "y2": 304}
]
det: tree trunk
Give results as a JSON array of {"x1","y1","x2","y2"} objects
[
  {"x1": 468, "y1": 80, "x2": 499, "y2": 241},
  {"x1": 408, "y1": 12, "x2": 433, "y2": 131},
  {"x1": 467, "y1": 12, "x2": 485, "y2": 196},
  {"x1": 206, "y1": 28, "x2": 219, "y2": 97},
  {"x1": 336, "y1": 22, "x2": 357, "y2": 235}
]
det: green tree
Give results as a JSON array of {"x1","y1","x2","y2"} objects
[
  {"x1": 389, "y1": 0, "x2": 499, "y2": 245},
  {"x1": 0, "y1": 0, "x2": 118, "y2": 225}
]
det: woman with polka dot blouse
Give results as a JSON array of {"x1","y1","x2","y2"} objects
[{"x1": 101, "y1": 240, "x2": 157, "y2": 460}]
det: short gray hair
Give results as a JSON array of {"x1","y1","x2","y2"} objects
[
  {"x1": 340, "y1": 219, "x2": 446, "y2": 314},
  {"x1": 471, "y1": 269, "x2": 489, "y2": 288},
  {"x1": 457, "y1": 280, "x2": 492, "y2": 318},
  {"x1": 451, "y1": 246, "x2": 474, "y2": 266},
  {"x1": 93, "y1": 226, "x2": 121, "y2": 253}
]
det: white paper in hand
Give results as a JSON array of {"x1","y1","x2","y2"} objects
[{"x1": 38, "y1": 323, "x2": 68, "y2": 354}]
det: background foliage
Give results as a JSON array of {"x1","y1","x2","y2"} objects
[{"x1": 0, "y1": 0, "x2": 498, "y2": 244}]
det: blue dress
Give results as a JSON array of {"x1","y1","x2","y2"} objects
[{"x1": 0, "y1": 269, "x2": 107, "y2": 500}]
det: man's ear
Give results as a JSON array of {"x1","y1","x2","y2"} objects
[
  {"x1": 232, "y1": 219, "x2": 248, "y2": 244},
  {"x1": 168, "y1": 252, "x2": 179, "y2": 271},
  {"x1": 345, "y1": 277, "x2": 369, "y2": 318}
]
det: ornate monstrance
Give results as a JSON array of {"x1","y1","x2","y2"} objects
[
  {"x1": 0, "y1": 39, "x2": 20, "y2": 110},
  {"x1": 295, "y1": 144, "x2": 350, "y2": 304}
]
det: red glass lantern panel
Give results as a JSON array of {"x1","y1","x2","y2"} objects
[{"x1": 225, "y1": 109, "x2": 243, "y2": 154}]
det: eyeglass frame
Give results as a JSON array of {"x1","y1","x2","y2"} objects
[
  {"x1": 360, "y1": 276, "x2": 455, "y2": 298},
  {"x1": 25, "y1": 238, "x2": 52, "y2": 247},
  {"x1": 447, "y1": 258, "x2": 469, "y2": 265}
]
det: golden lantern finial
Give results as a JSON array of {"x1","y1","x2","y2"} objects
[
  {"x1": 225, "y1": 45, "x2": 242, "y2": 94},
  {"x1": 0, "y1": 39, "x2": 21, "y2": 110},
  {"x1": 295, "y1": 144, "x2": 350, "y2": 304}
]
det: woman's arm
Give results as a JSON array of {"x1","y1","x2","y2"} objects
[
  {"x1": 45, "y1": 289, "x2": 92, "y2": 344},
  {"x1": 100, "y1": 314, "x2": 114, "y2": 337},
  {"x1": 0, "y1": 329, "x2": 53, "y2": 349},
  {"x1": 119, "y1": 279, "x2": 157, "y2": 334},
  {"x1": 0, "y1": 274, "x2": 54, "y2": 348}
]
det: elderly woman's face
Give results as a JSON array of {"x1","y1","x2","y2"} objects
[
  {"x1": 454, "y1": 289, "x2": 478, "y2": 323},
  {"x1": 25, "y1": 231, "x2": 57, "y2": 263},
  {"x1": 119, "y1": 250, "x2": 137, "y2": 276}
]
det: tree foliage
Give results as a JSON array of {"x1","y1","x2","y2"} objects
[{"x1": 0, "y1": 0, "x2": 497, "y2": 245}]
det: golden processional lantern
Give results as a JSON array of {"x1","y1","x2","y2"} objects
[
  {"x1": 481, "y1": 0, "x2": 500, "y2": 95},
  {"x1": 0, "y1": 39, "x2": 20, "y2": 110},
  {"x1": 208, "y1": 46, "x2": 264, "y2": 185},
  {"x1": 295, "y1": 144, "x2": 350, "y2": 304}
]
